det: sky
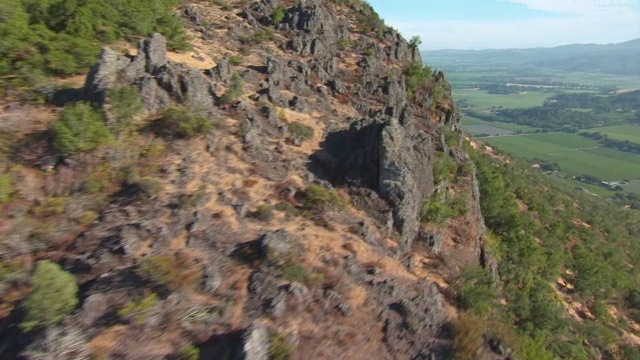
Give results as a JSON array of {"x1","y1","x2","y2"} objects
[{"x1": 367, "y1": 0, "x2": 640, "y2": 50}]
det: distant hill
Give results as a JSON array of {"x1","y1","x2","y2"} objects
[{"x1": 424, "y1": 38, "x2": 640, "y2": 75}]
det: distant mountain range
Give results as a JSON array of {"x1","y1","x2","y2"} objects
[{"x1": 423, "y1": 38, "x2": 640, "y2": 75}]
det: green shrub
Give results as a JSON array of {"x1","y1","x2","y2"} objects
[
  {"x1": 365, "y1": 47, "x2": 375, "y2": 57},
  {"x1": 178, "y1": 184, "x2": 208, "y2": 208},
  {"x1": 21, "y1": 261, "x2": 79, "y2": 331},
  {"x1": 457, "y1": 161, "x2": 474, "y2": 177},
  {"x1": 337, "y1": 38, "x2": 350, "y2": 50},
  {"x1": 220, "y1": 73, "x2": 245, "y2": 104},
  {"x1": 589, "y1": 298, "x2": 612, "y2": 321},
  {"x1": 0, "y1": 0, "x2": 189, "y2": 89},
  {"x1": 154, "y1": 106, "x2": 213, "y2": 138},
  {"x1": 228, "y1": 55, "x2": 243, "y2": 66},
  {"x1": 355, "y1": 6, "x2": 383, "y2": 33},
  {"x1": 580, "y1": 320, "x2": 618, "y2": 352},
  {"x1": 269, "y1": 334, "x2": 293, "y2": 360},
  {"x1": 281, "y1": 260, "x2": 324, "y2": 287},
  {"x1": 119, "y1": 293, "x2": 158, "y2": 324},
  {"x1": 517, "y1": 335, "x2": 555, "y2": 360},
  {"x1": 180, "y1": 344, "x2": 200, "y2": 360},
  {"x1": 0, "y1": 174, "x2": 14, "y2": 204},
  {"x1": 443, "y1": 129, "x2": 460, "y2": 148},
  {"x1": 275, "y1": 202, "x2": 302, "y2": 218},
  {"x1": 451, "y1": 313, "x2": 485, "y2": 360},
  {"x1": 431, "y1": 83, "x2": 447, "y2": 103},
  {"x1": 282, "y1": 263, "x2": 308, "y2": 283},
  {"x1": 433, "y1": 152, "x2": 458, "y2": 185},
  {"x1": 621, "y1": 344, "x2": 640, "y2": 360},
  {"x1": 421, "y1": 190, "x2": 466, "y2": 225},
  {"x1": 271, "y1": 7, "x2": 286, "y2": 25},
  {"x1": 108, "y1": 85, "x2": 144, "y2": 133},
  {"x1": 457, "y1": 267, "x2": 496, "y2": 315},
  {"x1": 409, "y1": 35, "x2": 422, "y2": 49},
  {"x1": 251, "y1": 204, "x2": 275, "y2": 222},
  {"x1": 303, "y1": 185, "x2": 348, "y2": 211},
  {"x1": 52, "y1": 102, "x2": 111, "y2": 154},
  {"x1": 136, "y1": 177, "x2": 163, "y2": 198},
  {"x1": 420, "y1": 193, "x2": 454, "y2": 225},
  {"x1": 288, "y1": 122, "x2": 314, "y2": 142},
  {"x1": 137, "y1": 255, "x2": 201, "y2": 290},
  {"x1": 137, "y1": 256, "x2": 180, "y2": 289},
  {"x1": 0, "y1": 259, "x2": 25, "y2": 283},
  {"x1": 629, "y1": 289, "x2": 640, "y2": 308},
  {"x1": 241, "y1": 28, "x2": 275, "y2": 45},
  {"x1": 210, "y1": 0, "x2": 231, "y2": 9},
  {"x1": 404, "y1": 62, "x2": 433, "y2": 99},
  {"x1": 32, "y1": 196, "x2": 70, "y2": 217},
  {"x1": 450, "y1": 194, "x2": 468, "y2": 216}
]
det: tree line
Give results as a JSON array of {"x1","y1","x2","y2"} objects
[
  {"x1": 0, "y1": 0, "x2": 189, "y2": 90},
  {"x1": 465, "y1": 149, "x2": 640, "y2": 359}
]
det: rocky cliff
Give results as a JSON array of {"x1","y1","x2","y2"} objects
[{"x1": 0, "y1": 1, "x2": 492, "y2": 359}]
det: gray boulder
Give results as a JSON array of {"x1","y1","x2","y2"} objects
[
  {"x1": 241, "y1": 325, "x2": 270, "y2": 360},
  {"x1": 379, "y1": 118, "x2": 434, "y2": 247},
  {"x1": 315, "y1": 115, "x2": 435, "y2": 247},
  {"x1": 143, "y1": 33, "x2": 167, "y2": 73},
  {"x1": 259, "y1": 229, "x2": 300, "y2": 265},
  {"x1": 373, "y1": 279, "x2": 448, "y2": 359},
  {"x1": 85, "y1": 33, "x2": 216, "y2": 115}
]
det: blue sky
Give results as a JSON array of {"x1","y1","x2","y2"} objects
[{"x1": 367, "y1": 0, "x2": 640, "y2": 50}]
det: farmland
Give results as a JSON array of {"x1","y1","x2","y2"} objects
[
  {"x1": 463, "y1": 116, "x2": 538, "y2": 136},
  {"x1": 453, "y1": 89, "x2": 550, "y2": 110},
  {"x1": 582, "y1": 124, "x2": 640, "y2": 144},
  {"x1": 484, "y1": 133, "x2": 640, "y2": 181},
  {"x1": 429, "y1": 56, "x2": 640, "y2": 198}
]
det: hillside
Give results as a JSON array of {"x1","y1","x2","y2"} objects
[
  {"x1": 425, "y1": 38, "x2": 640, "y2": 75},
  {"x1": 0, "y1": 1, "x2": 639, "y2": 360}
]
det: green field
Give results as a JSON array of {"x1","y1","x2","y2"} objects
[
  {"x1": 442, "y1": 61, "x2": 640, "y2": 197},
  {"x1": 463, "y1": 116, "x2": 539, "y2": 135},
  {"x1": 552, "y1": 176, "x2": 616, "y2": 197},
  {"x1": 583, "y1": 124, "x2": 640, "y2": 144},
  {"x1": 454, "y1": 89, "x2": 550, "y2": 110},
  {"x1": 483, "y1": 133, "x2": 640, "y2": 180},
  {"x1": 558, "y1": 72, "x2": 640, "y2": 89},
  {"x1": 626, "y1": 180, "x2": 640, "y2": 195}
]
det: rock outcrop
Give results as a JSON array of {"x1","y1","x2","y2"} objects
[
  {"x1": 0, "y1": 1, "x2": 495, "y2": 360},
  {"x1": 85, "y1": 33, "x2": 217, "y2": 115},
  {"x1": 315, "y1": 113, "x2": 436, "y2": 248}
]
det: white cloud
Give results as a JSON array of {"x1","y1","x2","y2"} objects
[
  {"x1": 502, "y1": 0, "x2": 638, "y2": 15},
  {"x1": 388, "y1": 0, "x2": 640, "y2": 50}
]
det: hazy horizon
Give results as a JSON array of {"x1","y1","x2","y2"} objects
[
  {"x1": 367, "y1": 0, "x2": 640, "y2": 51},
  {"x1": 422, "y1": 36, "x2": 640, "y2": 52}
]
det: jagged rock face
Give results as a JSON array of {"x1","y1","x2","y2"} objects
[
  {"x1": 284, "y1": 0, "x2": 349, "y2": 56},
  {"x1": 2, "y1": 1, "x2": 485, "y2": 359},
  {"x1": 241, "y1": 325, "x2": 270, "y2": 360},
  {"x1": 85, "y1": 33, "x2": 216, "y2": 115},
  {"x1": 243, "y1": 0, "x2": 280, "y2": 26},
  {"x1": 374, "y1": 279, "x2": 448, "y2": 359},
  {"x1": 379, "y1": 118, "x2": 435, "y2": 246},
  {"x1": 386, "y1": 30, "x2": 421, "y2": 64},
  {"x1": 316, "y1": 115, "x2": 435, "y2": 247}
]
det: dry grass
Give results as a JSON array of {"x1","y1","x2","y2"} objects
[{"x1": 90, "y1": 325, "x2": 129, "y2": 358}]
